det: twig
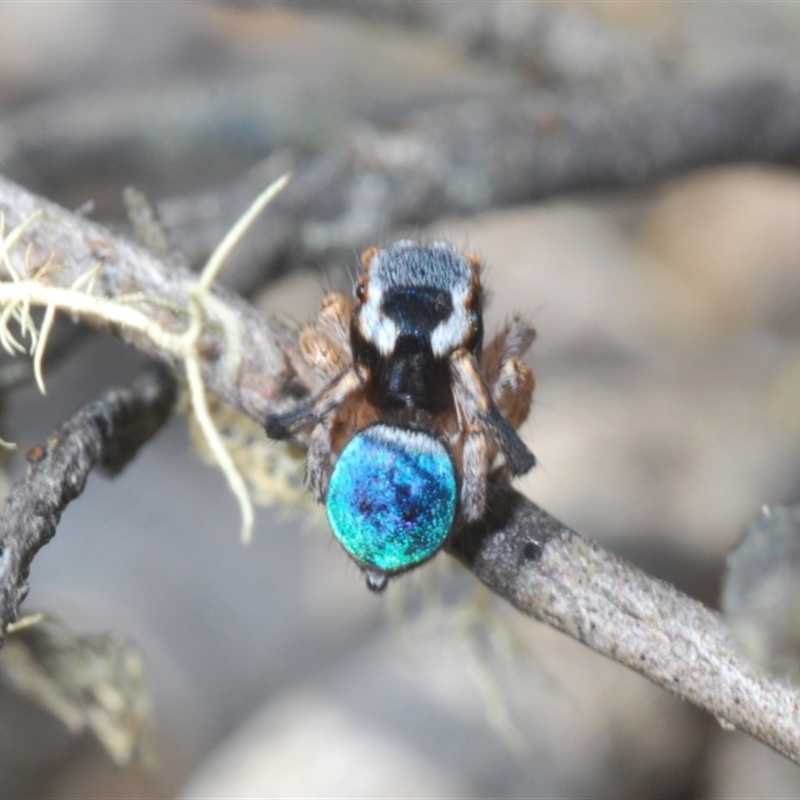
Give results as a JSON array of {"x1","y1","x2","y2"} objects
[
  {"x1": 269, "y1": 0, "x2": 669, "y2": 86},
  {"x1": 448, "y1": 485, "x2": 800, "y2": 763},
  {"x1": 160, "y1": 70, "x2": 800, "y2": 289},
  {"x1": 1, "y1": 176, "x2": 799, "y2": 761},
  {"x1": 0, "y1": 174, "x2": 313, "y2": 423},
  {"x1": 285, "y1": 73, "x2": 800, "y2": 232},
  {"x1": 0, "y1": 364, "x2": 177, "y2": 646}
]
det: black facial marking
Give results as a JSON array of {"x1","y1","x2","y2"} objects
[
  {"x1": 381, "y1": 287, "x2": 453, "y2": 337},
  {"x1": 352, "y1": 329, "x2": 453, "y2": 412},
  {"x1": 351, "y1": 242, "x2": 481, "y2": 412}
]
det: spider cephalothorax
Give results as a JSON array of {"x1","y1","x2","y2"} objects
[
  {"x1": 265, "y1": 240, "x2": 536, "y2": 590},
  {"x1": 352, "y1": 242, "x2": 483, "y2": 413}
]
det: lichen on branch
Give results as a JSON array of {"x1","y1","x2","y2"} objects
[{"x1": 0, "y1": 175, "x2": 290, "y2": 543}]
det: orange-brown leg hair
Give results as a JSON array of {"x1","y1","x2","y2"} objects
[
  {"x1": 485, "y1": 318, "x2": 536, "y2": 430},
  {"x1": 298, "y1": 292, "x2": 354, "y2": 390},
  {"x1": 304, "y1": 367, "x2": 365, "y2": 502},
  {"x1": 265, "y1": 367, "x2": 366, "y2": 501},
  {"x1": 451, "y1": 349, "x2": 536, "y2": 520}
]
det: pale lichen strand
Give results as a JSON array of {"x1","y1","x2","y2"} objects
[{"x1": 0, "y1": 175, "x2": 291, "y2": 542}]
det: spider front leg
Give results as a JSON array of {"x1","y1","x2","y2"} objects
[
  {"x1": 299, "y1": 292, "x2": 353, "y2": 386},
  {"x1": 265, "y1": 366, "x2": 366, "y2": 502},
  {"x1": 450, "y1": 349, "x2": 536, "y2": 521},
  {"x1": 483, "y1": 316, "x2": 536, "y2": 430},
  {"x1": 459, "y1": 424, "x2": 489, "y2": 522}
]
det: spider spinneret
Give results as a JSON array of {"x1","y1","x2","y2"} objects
[{"x1": 265, "y1": 240, "x2": 536, "y2": 591}]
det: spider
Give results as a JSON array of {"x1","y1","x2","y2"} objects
[{"x1": 265, "y1": 240, "x2": 536, "y2": 591}]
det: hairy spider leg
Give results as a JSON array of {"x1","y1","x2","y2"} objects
[
  {"x1": 450, "y1": 350, "x2": 536, "y2": 519},
  {"x1": 305, "y1": 367, "x2": 366, "y2": 500},
  {"x1": 263, "y1": 397, "x2": 316, "y2": 441},
  {"x1": 484, "y1": 316, "x2": 536, "y2": 430},
  {"x1": 265, "y1": 367, "x2": 366, "y2": 502}
]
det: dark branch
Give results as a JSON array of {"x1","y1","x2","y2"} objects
[
  {"x1": 282, "y1": 74, "x2": 800, "y2": 226},
  {"x1": 160, "y1": 71, "x2": 800, "y2": 289},
  {"x1": 0, "y1": 174, "x2": 313, "y2": 421},
  {"x1": 449, "y1": 485, "x2": 800, "y2": 763},
  {"x1": 267, "y1": 0, "x2": 668, "y2": 86},
  {"x1": 0, "y1": 365, "x2": 177, "y2": 645}
]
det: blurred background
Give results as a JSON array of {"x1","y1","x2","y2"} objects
[{"x1": 1, "y1": 2, "x2": 800, "y2": 797}]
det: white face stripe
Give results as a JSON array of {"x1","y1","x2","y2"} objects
[
  {"x1": 357, "y1": 270, "x2": 398, "y2": 356},
  {"x1": 359, "y1": 298, "x2": 398, "y2": 356},
  {"x1": 430, "y1": 284, "x2": 471, "y2": 357}
]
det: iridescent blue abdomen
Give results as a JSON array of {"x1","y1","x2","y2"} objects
[{"x1": 326, "y1": 424, "x2": 457, "y2": 574}]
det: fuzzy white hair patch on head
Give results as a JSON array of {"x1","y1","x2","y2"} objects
[
  {"x1": 430, "y1": 283, "x2": 471, "y2": 357},
  {"x1": 369, "y1": 241, "x2": 472, "y2": 295},
  {"x1": 357, "y1": 270, "x2": 398, "y2": 356},
  {"x1": 368, "y1": 423, "x2": 449, "y2": 456}
]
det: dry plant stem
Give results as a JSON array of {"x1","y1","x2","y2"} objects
[
  {"x1": 2, "y1": 177, "x2": 799, "y2": 761},
  {"x1": 0, "y1": 365, "x2": 177, "y2": 647},
  {"x1": 288, "y1": 75, "x2": 800, "y2": 230},
  {"x1": 161, "y1": 72, "x2": 800, "y2": 281},
  {"x1": 272, "y1": 0, "x2": 666, "y2": 85},
  {"x1": 449, "y1": 484, "x2": 800, "y2": 763},
  {"x1": 0, "y1": 175, "x2": 308, "y2": 423}
]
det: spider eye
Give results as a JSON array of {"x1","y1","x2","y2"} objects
[
  {"x1": 355, "y1": 281, "x2": 367, "y2": 303},
  {"x1": 326, "y1": 424, "x2": 457, "y2": 574}
]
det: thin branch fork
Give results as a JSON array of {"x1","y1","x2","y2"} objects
[
  {"x1": 0, "y1": 175, "x2": 309, "y2": 424},
  {"x1": 0, "y1": 365, "x2": 177, "y2": 648},
  {"x1": 1, "y1": 175, "x2": 799, "y2": 761}
]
